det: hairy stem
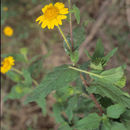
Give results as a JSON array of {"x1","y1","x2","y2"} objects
[
  {"x1": 57, "y1": 25, "x2": 71, "y2": 50},
  {"x1": 68, "y1": 0, "x2": 74, "y2": 51},
  {"x1": 12, "y1": 67, "x2": 39, "y2": 86},
  {"x1": 80, "y1": 74, "x2": 104, "y2": 116},
  {"x1": 69, "y1": 66, "x2": 103, "y2": 78}
]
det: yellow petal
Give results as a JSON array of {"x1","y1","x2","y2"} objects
[
  {"x1": 58, "y1": 15, "x2": 67, "y2": 20},
  {"x1": 50, "y1": 23, "x2": 54, "y2": 29},
  {"x1": 47, "y1": 22, "x2": 51, "y2": 29},
  {"x1": 36, "y1": 16, "x2": 43, "y2": 22},
  {"x1": 42, "y1": 3, "x2": 53, "y2": 13},
  {"x1": 42, "y1": 5, "x2": 49, "y2": 13},
  {"x1": 59, "y1": 8, "x2": 68, "y2": 14},
  {"x1": 48, "y1": 3, "x2": 53, "y2": 7},
  {"x1": 54, "y1": 2, "x2": 64, "y2": 9},
  {"x1": 41, "y1": 23, "x2": 47, "y2": 29},
  {"x1": 57, "y1": 19, "x2": 62, "y2": 25},
  {"x1": 52, "y1": 19, "x2": 59, "y2": 26}
]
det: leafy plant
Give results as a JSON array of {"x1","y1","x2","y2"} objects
[{"x1": 2, "y1": 0, "x2": 130, "y2": 130}]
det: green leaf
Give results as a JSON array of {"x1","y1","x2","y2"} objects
[
  {"x1": 102, "y1": 115, "x2": 112, "y2": 130},
  {"x1": 115, "y1": 76, "x2": 126, "y2": 88},
  {"x1": 88, "y1": 83, "x2": 130, "y2": 108},
  {"x1": 111, "y1": 122, "x2": 127, "y2": 130},
  {"x1": 55, "y1": 86, "x2": 76, "y2": 103},
  {"x1": 100, "y1": 66, "x2": 124, "y2": 83},
  {"x1": 91, "y1": 66, "x2": 124, "y2": 83},
  {"x1": 22, "y1": 69, "x2": 32, "y2": 86},
  {"x1": 58, "y1": 123, "x2": 72, "y2": 130},
  {"x1": 28, "y1": 58, "x2": 44, "y2": 78},
  {"x1": 29, "y1": 55, "x2": 42, "y2": 64},
  {"x1": 75, "y1": 113, "x2": 101, "y2": 130},
  {"x1": 103, "y1": 48, "x2": 117, "y2": 66},
  {"x1": 73, "y1": 26, "x2": 85, "y2": 49},
  {"x1": 13, "y1": 54, "x2": 26, "y2": 62},
  {"x1": 102, "y1": 122, "x2": 112, "y2": 130},
  {"x1": 6, "y1": 71, "x2": 22, "y2": 82},
  {"x1": 107, "y1": 104, "x2": 126, "y2": 119},
  {"x1": 65, "y1": 96, "x2": 78, "y2": 121},
  {"x1": 80, "y1": 61, "x2": 90, "y2": 70},
  {"x1": 53, "y1": 103, "x2": 64, "y2": 123},
  {"x1": 90, "y1": 39, "x2": 105, "y2": 70},
  {"x1": 25, "y1": 65, "x2": 79, "y2": 104},
  {"x1": 121, "y1": 109, "x2": 130, "y2": 128},
  {"x1": 84, "y1": 50, "x2": 92, "y2": 59},
  {"x1": 93, "y1": 39, "x2": 104, "y2": 58},
  {"x1": 36, "y1": 96, "x2": 47, "y2": 115},
  {"x1": 75, "y1": 96, "x2": 95, "y2": 115},
  {"x1": 123, "y1": 92, "x2": 130, "y2": 98},
  {"x1": 4, "y1": 84, "x2": 31, "y2": 101},
  {"x1": 90, "y1": 47, "x2": 117, "y2": 68},
  {"x1": 72, "y1": 5, "x2": 80, "y2": 24}
]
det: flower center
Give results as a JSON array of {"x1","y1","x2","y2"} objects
[{"x1": 44, "y1": 6, "x2": 59, "y2": 20}]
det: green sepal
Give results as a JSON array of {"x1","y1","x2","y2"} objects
[
  {"x1": 86, "y1": 39, "x2": 118, "y2": 70},
  {"x1": 90, "y1": 62, "x2": 103, "y2": 70},
  {"x1": 70, "y1": 50, "x2": 79, "y2": 65}
]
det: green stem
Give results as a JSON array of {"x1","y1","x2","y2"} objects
[
  {"x1": 69, "y1": 66, "x2": 103, "y2": 78},
  {"x1": 57, "y1": 25, "x2": 71, "y2": 50},
  {"x1": 68, "y1": 0, "x2": 74, "y2": 51},
  {"x1": 11, "y1": 67, "x2": 39, "y2": 86}
]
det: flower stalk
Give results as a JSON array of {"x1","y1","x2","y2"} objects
[
  {"x1": 12, "y1": 67, "x2": 39, "y2": 86},
  {"x1": 57, "y1": 25, "x2": 71, "y2": 50},
  {"x1": 68, "y1": 0, "x2": 74, "y2": 51}
]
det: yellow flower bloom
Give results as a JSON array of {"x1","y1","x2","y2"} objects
[
  {"x1": 3, "y1": 26, "x2": 14, "y2": 37},
  {"x1": 36, "y1": 2, "x2": 69, "y2": 29},
  {"x1": 1, "y1": 56, "x2": 15, "y2": 74},
  {"x1": 3, "y1": 7, "x2": 8, "y2": 11}
]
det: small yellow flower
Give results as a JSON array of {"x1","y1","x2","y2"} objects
[
  {"x1": 3, "y1": 7, "x2": 8, "y2": 11},
  {"x1": 3, "y1": 26, "x2": 14, "y2": 37},
  {"x1": 0, "y1": 56, "x2": 15, "y2": 74},
  {"x1": 36, "y1": 2, "x2": 69, "y2": 29}
]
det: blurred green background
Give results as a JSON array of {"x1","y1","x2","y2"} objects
[{"x1": 1, "y1": 0, "x2": 130, "y2": 130}]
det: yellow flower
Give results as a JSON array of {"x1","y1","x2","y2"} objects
[
  {"x1": 3, "y1": 7, "x2": 8, "y2": 11},
  {"x1": 3, "y1": 26, "x2": 14, "y2": 37},
  {"x1": 36, "y1": 2, "x2": 69, "y2": 29},
  {"x1": 1, "y1": 56, "x2": 15, "y2": 74}
]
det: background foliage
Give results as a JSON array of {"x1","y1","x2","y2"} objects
[{"x1": 1, "y1": 0, "x2": 130, "y2": 130}]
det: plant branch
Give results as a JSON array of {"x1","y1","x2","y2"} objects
[
  {"x1": 69, "y1": 66, "x2": 103, "y2": 78},
  {"x1": 80, "y1": 74, "x2": 104, "y2": 116},
  {"x1": 68, "y1": 0, "x2": 74, "y2": 51},
  {"x1": 11, "y1": 67, "x2": 39, "y2": 86}
]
